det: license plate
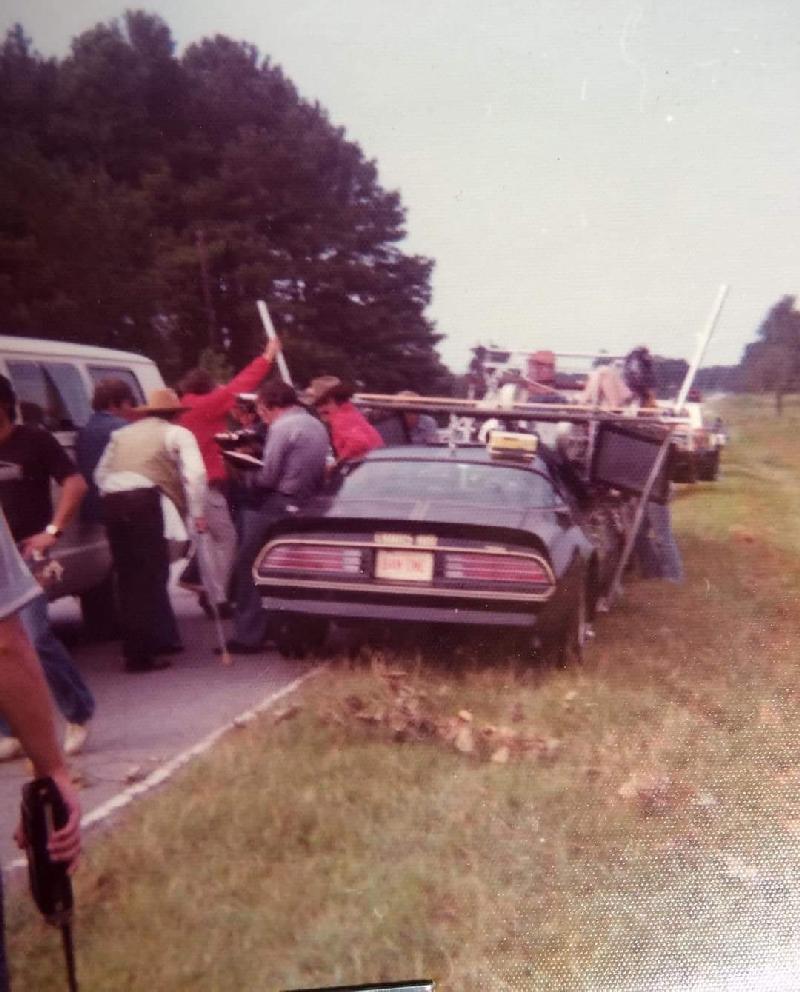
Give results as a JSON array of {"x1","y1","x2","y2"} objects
[{"x1": 375, "y1": 548, "x2": 434, "y2": 582}]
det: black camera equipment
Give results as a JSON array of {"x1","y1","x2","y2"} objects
[{"x1": 20, "y1": 776, "x2": 78, "y2": 992}]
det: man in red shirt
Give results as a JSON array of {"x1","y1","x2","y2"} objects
[
  {"x1": 304, "y1": 376, "x2": 383, "y2": 466},
  {"x1": 178, "y1": 339, "x2": 280, "y2": 609}
]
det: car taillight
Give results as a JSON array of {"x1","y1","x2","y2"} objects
[
  {"x1": 259, "y1": 543, "x2": 363, "y2": 575},
  {"x1": 443, "y1": 551, "x2": 552, "y2": 586}
]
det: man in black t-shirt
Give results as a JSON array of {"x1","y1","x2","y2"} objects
[
  {"x1": 0, "y1": 375, "x2": 95, "y2": 760},
  {"x1": 0, "y1": 419, "x2": 80, "y2": 545}
]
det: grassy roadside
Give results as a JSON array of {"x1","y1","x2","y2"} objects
[{"x1": 8, "y1": 395, "x2": 800, "y2": 990}]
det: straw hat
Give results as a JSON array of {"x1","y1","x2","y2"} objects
[
  {"x1": 134, "y1": 388, "x2": 187, "y2": 414},
  {"x1": 301, "y1": 375, "x2": 350, "y2": 406}
]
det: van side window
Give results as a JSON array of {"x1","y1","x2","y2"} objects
[
  {"x1": 88, "y1": 366, "x2": 145, "y2": 404},
  {"x1": 44, "y1": 363, "x2": 91, "y2": 427},
  {"x1": 6, "y1": 360, "x2": 82, "y2": 431}
]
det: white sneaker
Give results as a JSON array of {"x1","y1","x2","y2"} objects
[
  {"x1": 0, "y1": 737, "x2": 22, "y2": 762},
  {"x1": 64, "y1": 722, "x2": 90, "y2": 757}
]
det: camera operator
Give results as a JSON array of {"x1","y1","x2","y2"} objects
[{"x1": 0, "y1": 507, "x2": 81, "y2": 990}]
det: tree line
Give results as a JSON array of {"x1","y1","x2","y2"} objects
[
  {"x1": 693, "y1": 295, "x2": 800, "y2": 400},
  {"x1": 0, "y1": 11, "x2": 451, "y2": 391}
]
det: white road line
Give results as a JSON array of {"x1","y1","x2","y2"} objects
[{"x1": 3, "y1": 664, "x2": 326, "y2": 874}]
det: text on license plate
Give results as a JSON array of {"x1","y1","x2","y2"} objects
[{"x1": 374, "y1": 549, "x2": 434, "y2": 582}]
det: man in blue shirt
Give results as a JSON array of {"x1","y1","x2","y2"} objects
[
  {"x1": 228, "y1": 381, "x2": 329, "y2": 653},
  {"x1": 75, "y1": 379, "x2": 136, "y2": 523},
  {"x1": 74, "y1": 379, "x2": 136, "y2": 640}
]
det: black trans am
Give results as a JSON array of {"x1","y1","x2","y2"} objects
[{"x1": 252, "y1": 443, "x2": 626, "y2": 661}]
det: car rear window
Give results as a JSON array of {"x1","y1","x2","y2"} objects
[{"x1": 337, "y1": 458, "x2": 558, "y2": 506}]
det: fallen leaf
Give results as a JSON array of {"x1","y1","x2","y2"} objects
[
  {"x1": 457, "y1": 709, "x2": 473, "y2": 723},
  {"x1": 721, "y1": 853, "x2": 759, "y2": 882},
  {"x1": 124, "y1": 765, "x2": 146, "y2": 785},
  {"x1": 273, "y1": 704, "x2": 301, "y2": 724},
  {"x1": 758, "y1": 701, "x2": 782, "y2": 727},
  {"x1": 437, "y1": 716, "x2": 460, "y2": 743},
  {"x1": 617, "y1": 778, "x2": 638, "y2": 800},
  {"x1": 454, "y1": 725, "x2": 475, "y2": 753},
  {"x1": 618, "y1": 772, "x2": 672, "y2": 810},
  {"x1": 491, "y1": 746, "x2": 510, "y2": 764},
  {"x1": 355, "y1": 711, "x2": 383, "y2": 724}
]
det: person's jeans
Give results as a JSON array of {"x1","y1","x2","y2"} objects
[
  {"x1": 0, "y1": 594, "x2": 95, "y2": 737},
  {"x1": 635, "y1": 500, "x2": 684, "y2": 582},
  {"x1": 232, "y1": 494, "x2": 293, "y2": 647}
]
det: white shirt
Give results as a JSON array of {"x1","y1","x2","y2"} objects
[{"x1": 94, "y1": 422, "x2": 207, "y2": 541}]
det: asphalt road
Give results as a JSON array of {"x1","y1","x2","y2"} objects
[{"x1": 0, "y1": 582, "x2": 313, "y2": 869}]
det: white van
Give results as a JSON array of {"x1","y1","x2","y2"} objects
[{"x1": 0, "y1": 336, "x2": 165, "y2": 619}]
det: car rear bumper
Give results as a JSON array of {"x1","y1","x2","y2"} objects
[{"x1": 259, "y1": 593, "x2": 544, "y2": 629}]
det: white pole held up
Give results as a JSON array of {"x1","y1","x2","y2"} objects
[
  {"x1": 674, "y1": 283, "x2": 729, "y2": 411},
  {"x1": 256, "y1": 300, "x2": 293, "y2": 386}
]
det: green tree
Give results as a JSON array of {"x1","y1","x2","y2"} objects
[
  {"x1": 0, "y1": 13, "x2": 449, "y2": 390},
  {"x1": 740, "y1": 295, "x2": 800, "y2": 412}
]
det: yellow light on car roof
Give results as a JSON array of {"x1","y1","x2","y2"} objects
[{"x1": 487, "y1": 431, "x2": 538, "y2": 461}]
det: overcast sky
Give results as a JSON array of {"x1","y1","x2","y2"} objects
[{"x1": 3, "y1": 1, "x2": 798, "y2": 372}]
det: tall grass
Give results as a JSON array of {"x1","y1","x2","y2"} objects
[{"x1": 8, "y1": 395, "x2": 800, "y2": 990}]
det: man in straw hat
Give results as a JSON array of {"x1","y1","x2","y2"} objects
[
  {"x1": 95, "y1": 388, "x2": 207, "y2": 672},
  {"x1": 303, "y1": 375, "x2": 383, "y2": 466}
]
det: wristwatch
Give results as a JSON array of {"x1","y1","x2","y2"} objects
[{"x1": 44, "y1": 524, "x2": 63, "y2": 539}]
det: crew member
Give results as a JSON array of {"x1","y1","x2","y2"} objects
[
  {"x1": 304, "y1": 376, "x2": 383, "y2": 464},
  {"x1": 74, "y1": 378, "x2": 137, "y2": 639},
  {"x1": 95, "y1": 388, "x2": 207, "y2": 672},
  {"x1": 0, "y1": 376, "x2": 94, "y2": 760},
  {"x1": 227, "y1": 381, "x2": 329, "y2": 653},
  {"x1": 396, "y1": 390, "x2": 438, "y2": 444},
  {"x1": 178, "y1": 338, "x2": 280, "y2": 610},
  {"x1": 0, "y1": 508, "x2": 82, "y2": 991}
]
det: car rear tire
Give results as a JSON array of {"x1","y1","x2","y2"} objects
[
  {"x1": 697, "y1": 449, "x2": 720, "y2": 482},
  {"x1": 548, "y1": 580, "x2": 588, "y2": 667},
  {"x1": 273, "y1": 616, "x2": 329, "y2": 660}
]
